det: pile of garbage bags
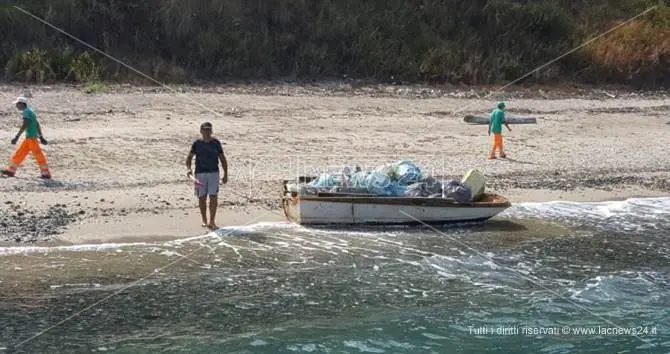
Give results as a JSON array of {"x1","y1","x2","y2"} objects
[{"x1": 294, "y1": 160, "x2": 474, "y2": 203}]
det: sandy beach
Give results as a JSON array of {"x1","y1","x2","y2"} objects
[{"x1": 0, "y1": 83, "x2": 668, "y2": 245}]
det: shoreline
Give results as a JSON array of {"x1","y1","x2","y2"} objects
[
  {"x1": 0, "y1": 187, "x2": 666, "y2": 248},
  {"x1": 48, "y1": 189, "x2": 670, "y2": 246},
  {"x1": 0, "y1": 84, "x2": 668, "y2": 246}
]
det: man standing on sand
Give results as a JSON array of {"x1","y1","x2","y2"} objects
[
  {"x1": 488, "y1": 101, "x2": 512, "y2": 159},
  {"x1": 186, "y1": 122, "x2": 228, "y2": 230},
  {"x1": 1, "y1": 97, "x2": 51, "y2": 179}
]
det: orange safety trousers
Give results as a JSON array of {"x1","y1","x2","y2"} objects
[
  {"x1": 6, "y1": 138, "x2": 50, "y2": 176},
  {"x1": 490, "y1": 133, "x2": 504, "y2": 154}
]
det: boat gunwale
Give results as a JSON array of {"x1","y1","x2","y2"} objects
[
  {"x1": 293, "y1": 193, "x2": 511, "y2": 208},
  {"x1": 281, "y1": 177, "x2": 511, "y2": 209}
]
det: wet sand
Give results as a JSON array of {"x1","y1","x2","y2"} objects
[{"x1": 0, "y1": 83, "x2": 668, "y2": 245}]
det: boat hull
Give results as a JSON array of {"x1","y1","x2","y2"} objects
[{"x1": 282, "y1": 194, "x2": 511, "y2": 225}]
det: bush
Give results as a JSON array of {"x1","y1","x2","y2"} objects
[
  {"x1": 68, "y1": 52, "x2": 101, "y2": 83},
  {"x1": 5, "y1": 48, "x2": 103, "y2": 84},
  {"x1": 582, "y1": 4, "x2": 670, "y2": 87},
  {"x1": 5, "y1": 49, "x2": 55, "y2": 84}
]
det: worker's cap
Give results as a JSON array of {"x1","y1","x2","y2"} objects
[
  {"x1": 497, "y1": 101, "x2": 506, "y2": 109},
  {"x1": 200, "y1": 122, "x2": 213, "y2": 130},
  {"x1": 13, "y1": 96, "x2": 28, "y2": 105}
]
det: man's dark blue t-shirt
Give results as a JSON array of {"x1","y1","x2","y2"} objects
[{"x1": 191, "y1": 139, "x2": 223, "y2": 173}]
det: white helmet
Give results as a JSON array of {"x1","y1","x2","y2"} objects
[{"x1": 13, "y1": 96, "x2": 28, "y2": 105}]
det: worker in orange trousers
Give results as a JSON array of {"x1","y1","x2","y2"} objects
[
  {"x1": 488, "y1": 101, "x2": 512, "y2": 159},
  {"x1": 1, "y1": 97, "x2": 51, "y2": 179}
]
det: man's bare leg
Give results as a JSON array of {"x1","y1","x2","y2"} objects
[
  {"x1": 198, "y1": 196, "x2": 208, "y2": 227},
  {"x1": 207, "y1": 194, "x2": 218, "y2": 229},
  {"x1": 488, "y1": 148, "x2": 497, "y2": 159}
]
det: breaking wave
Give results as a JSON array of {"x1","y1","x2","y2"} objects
[{"x1": 1, "y1": 197, "x2": 668, "y2": 256}]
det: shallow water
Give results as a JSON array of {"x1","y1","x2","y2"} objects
[{"x1": 1, "y1": 198, "x2": 669, "y2": 353}]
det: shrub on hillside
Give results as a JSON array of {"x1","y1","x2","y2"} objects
[
  {"x1": 5, "y1": 48, "x2": 103, "y2": 84},
  {"x1": 5, "y1": 49, "x2": 55, "y2": 84},
  {"x1": 584, "y1": 5, "x2": 669, "y2": 86}
]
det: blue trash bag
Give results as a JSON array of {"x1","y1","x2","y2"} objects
[
  {"x1": 392, "y1": 160, "x2": 423, "y2": 185},
  {"x1": 390, "y1": 183, "x2": 407, "y2": 196},
  {"x1": 365, "y1": 171, "x2": 393, "y2": 195},
  {"x1": 377, "y1": 181, "x2": 405, "y2": 196},
  {"x1": 308, "y1": 173, "x2": 338, "y2": 188},
  {"x1": 374, "y1": 163, "x2": 396, "y2": 179},
  {"x1": 337, "y1": 169, "x2": 408, "y2": 196},
  {"x1": 349, "y1": 171, "x2": 371, "y2": 189},
  {"x1": 353, "y1": 171, "x2": 404, "y2": 196}
]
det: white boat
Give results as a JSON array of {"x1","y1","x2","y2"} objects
[{"x1": 281, "y1": 178, "x2": 511, "y2": 226}]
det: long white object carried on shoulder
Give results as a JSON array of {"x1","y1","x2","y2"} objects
[{"x1": 463, "y1": 115, "x2": 538, "y2": 125}]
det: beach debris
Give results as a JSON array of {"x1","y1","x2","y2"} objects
[{"x1": 291, "y1": 160, "x2": 475, "y2": 200}]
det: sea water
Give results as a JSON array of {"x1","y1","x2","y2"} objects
[{"x1": 0, "y1": 197, "x2": 668, "y2": 353}]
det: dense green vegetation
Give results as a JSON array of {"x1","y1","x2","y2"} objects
[{"x1": 1, "y1": 0, "x2": 668, "y2": 88}]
